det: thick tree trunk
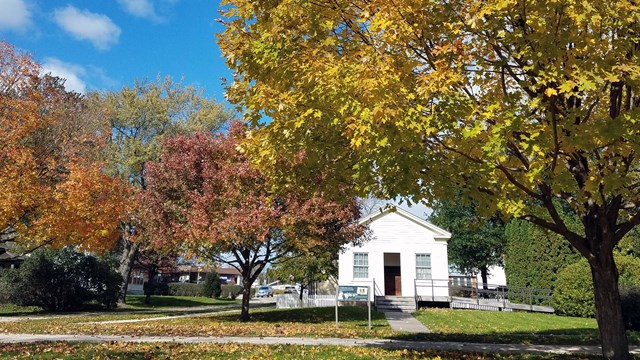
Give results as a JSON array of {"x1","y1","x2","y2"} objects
[
  {"x1": 480, "y1": 266, "x2": 489, "y2": 290},
  {"x1": 239, "y1": 276, "x2": 252, "y2": 322},
  {"x1": 118, "y1": 238, "x2": 140, "y2": 303},
  {"x1": 590, "y1": 250, "x2": 630, "y2": 360}
]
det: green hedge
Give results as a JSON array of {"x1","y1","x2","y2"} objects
[
  {"x1": 164, "y1": 283, "x2": 255, "y2": 299},
  {"x1": 167, "y1": 282, "x2": 203, "y2": 297},
  {"x1": 505, "y1": 219, "x2": 581, "y2": 291},
  {"x1": 553, "y1": 254, "x2": 640, "y2": 325},
  {"x1": 220, "y1": 285, "x2": 255, "y2": 299},
  {"x1": 157, "y1": 283, "x2": 256, "y2": 299}
]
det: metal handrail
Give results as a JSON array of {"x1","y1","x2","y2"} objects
[{"x1": 414, "y1": 278, "x2": 554, "y2": 309}]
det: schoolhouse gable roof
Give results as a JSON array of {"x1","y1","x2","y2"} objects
[{"x1": 359, "y1": 206, "x2": 452, "y2": 240}]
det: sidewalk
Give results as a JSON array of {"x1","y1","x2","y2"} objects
[
  {"x1": 383, "y1": 311, "x2": 431, "y2": 333},
  {"x1": 0, "y1": 333, "x2": 639, "y2": 356}
]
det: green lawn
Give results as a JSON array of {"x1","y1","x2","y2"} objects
[
  {"x1": 1, "y1": 305, "x2": 638, "y2": 347},
  {"x1": 123, "y1": 295, "x2": 238, "y2": 309},
  {"x1": 0, "y1": 306, "x2": 392, "y2": 339},
  {"x1": 0, "y1": 303, "x2": 42, "y2": 316},
  {"x1": 0, "y1": 342, "x2": 613, "y2": 360},
  {"x1": 411, "y1": 308, "x2": 640, "y2": 345}
]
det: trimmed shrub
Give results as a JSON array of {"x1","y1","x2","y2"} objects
[
  {"x1": 202, "y1": 272, "x2": 222, "y2": 298},
  {"x1": 220, "y1": 285, "x2": 255, "y2": 299},
  {"x1": 0, "y1": 269, "x2": 19, "y2": 303},
  {"x1": 143, "y1": 281, "x2": 169, "y2": 296},
  {"x1": 167, "y1": 282, "x2": 203, "y2": 297},
  {"x1": 621, "y1": 287, "x2": 640, "y2": 331},
  {"x1": 220, "y1": 285, "x2": 242, "y2": 299},
  {"x1": 553, "y1": 254, "x2": 640, "y2": 320},
  {"x1": 9, "y1": 247, "x2": 121, "y2": 311},
  {"x1": 552, "y1": 260, "x2": 594, "y2": 317}
]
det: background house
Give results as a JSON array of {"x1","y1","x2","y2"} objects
[
  {"x1": 127, "y1": 265, "x2": 243, "y2": 295},
  {"x1": 0, "y1": 246, "x2": 25, "y2": 269},
  {"x1": 338, "y1": 207, "x2": 451, "y2": 301}
]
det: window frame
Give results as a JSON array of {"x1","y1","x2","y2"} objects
[
  {"x1": 415, "y1": 253, "x2": 432, "y2": 280},
  {"x1": 353, "y1": 252, "x2": 369, "y2": 279}
]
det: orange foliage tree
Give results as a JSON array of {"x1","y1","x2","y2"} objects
[{"x1": 0, "y1": 42, "x2": 126, "y2": 252}]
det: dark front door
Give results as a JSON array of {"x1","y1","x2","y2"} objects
[{"x1": 384, "y1": 266, "x2": 402, "y2": 295}]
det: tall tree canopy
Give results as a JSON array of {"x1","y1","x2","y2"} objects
[
  {"x1": 141, "y1": 123, "x2": 366, "y2": 320},
  {"x1": 0, "y1": 41, "x2": 125, "y2": 252},
  {"x1": 429, "y1": 196, "x2": 505, "y2": 288},
  {"x1": 220, "y1": 1, "x2": 640, "y2": 357},
  {"x1": 87, "y1": 77, "x2": 233, "y2": 300}
]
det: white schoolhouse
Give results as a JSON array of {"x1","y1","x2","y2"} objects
[{"x1": 338, "y1": 206, "x2": 451, "y2": 301}]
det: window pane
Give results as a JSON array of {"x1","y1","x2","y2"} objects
[
  {"x1": 416, "y1": 254, "x2": 431, "y2": 267},
  {"x1": 353, "y1": 253, "x2": 368, "y2": 278},
  {"x1": 416, "y1": 254, "x2": 431, "y2": 280},
  {"x1": 354, "y1": 266, "x2": 368, "y2": 278}
]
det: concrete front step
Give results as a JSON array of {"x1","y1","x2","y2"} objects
[{"x1": 375, "y1": 296, "x2": 416, "y2": 312}]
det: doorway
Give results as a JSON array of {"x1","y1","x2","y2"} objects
[{"x1": 384, "y1": 253, "x2": 401, "y2": 296}]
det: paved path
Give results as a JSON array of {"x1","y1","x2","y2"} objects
[
  {"x1": 0, "y1": 333, "x2": 639, "y2": 356},
  {"x1": 383, "y1": 311, "x2": 431, "y2": 333}
]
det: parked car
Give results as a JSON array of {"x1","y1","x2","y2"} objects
[
  {"x1": 256, "y1": 286, "x2": 274, "y2": 297},
  {"x1": 284, "y1": 286, "x2": 298, "y2": 294}
]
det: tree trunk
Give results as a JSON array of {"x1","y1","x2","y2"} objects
[
  {"x1": 480, "y1": 266, "x2": 489, "y2": 290},
  {"x1": 118, "y1": 238, "x2": 140, "y2": 303},
  {"x1": 144, "y1": 268, "x2": 158, "y2": 305},
  {"x1": 590, "y1": 249, "x2": 630, "y2": 360},
  {"x1": 299, "y1": 285, "x2": 306, "y2": 301},
  {"x1": 239, "y1": 276, "x2": 252, "y2": 322}
]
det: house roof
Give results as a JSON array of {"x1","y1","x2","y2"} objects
[
  {"x1": 0, "y1": 246, "x2": 25, "y2": 262},
  {"x1": 359, "y1": 206, "x2": 452, "y2": 240}
]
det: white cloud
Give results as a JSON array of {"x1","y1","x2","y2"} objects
[
  {"x1": 117, "y1": 0, "x2": 161, "y2": 21},
  {"x1": 53, "y1": 6, "x2": 121, "y2": 51},
  {"x1": 0, "y1": 0, "x2": 32, "y2": 31},
  {"x1": 41, "y1": 57, "x2": 87, "y2": 94}
]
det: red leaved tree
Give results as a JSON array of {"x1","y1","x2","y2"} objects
[{"x1": 141, "y1": 123, "x2": 366, "y2": 320}]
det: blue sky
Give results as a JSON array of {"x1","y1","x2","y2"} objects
[
  {"x1": 0, "y1": 0, "x2": 433, "y2": 218},
  {"x1": 0, "y1": 0, "x2": 231, "y2": 102}
]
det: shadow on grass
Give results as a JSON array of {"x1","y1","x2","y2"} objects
[
  {"x1": 123, "y1": 295, "x2": 238, "y2": 308},
  {"x1": 212, "y1": 306, "x2": 385, "y2": 324},
  {"x1": 388, "y1": 329, "x2": 602, "y2": 345}
]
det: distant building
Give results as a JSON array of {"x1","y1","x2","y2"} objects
[
  {"x1": 127, "y1": 264, "x2": 243, "y2": 294},
  {"x1": 0, "y1": 246, "x2": 25, "y2": 269}
]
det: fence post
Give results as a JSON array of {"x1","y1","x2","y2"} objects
[
  {"x1": 529, "y1": 289, "x2": 533, "y2": 311},
  {"x1": 503, "y1": 287, "x2": 506, "y2": 308},
  {"x1": 431, "y1": 279, "x2": 434, "y2": 301}
]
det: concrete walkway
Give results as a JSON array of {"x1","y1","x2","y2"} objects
[
  {"x1": 383, "y1": 311, "x2": 431, "y2": 333},
  {"x1": 1, "y1": 333, "x2": 639, "y2": 356}
]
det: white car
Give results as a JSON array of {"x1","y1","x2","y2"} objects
[{"x1": 256, "y1": 286, "x2": 274, "y2": 297}]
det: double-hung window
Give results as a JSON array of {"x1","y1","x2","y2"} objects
[
  {"x1": 416, "y1": 254, "x2": 432, "y2": 280},
  {"x1": 353, "y1": 253, "x2": 369, "y2": 279}
]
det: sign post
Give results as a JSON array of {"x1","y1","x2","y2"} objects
[{"x1": 335, "y1": 285, "x2": 371, "y2": 330}]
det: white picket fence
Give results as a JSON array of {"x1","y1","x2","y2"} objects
[{"x1": 276, "y1": 294, "x2": 336, "y2": 309}]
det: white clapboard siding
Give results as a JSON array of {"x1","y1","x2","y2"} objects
[{"x1": 339, "y1": 207, "x2": 451, "y2": 298}]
